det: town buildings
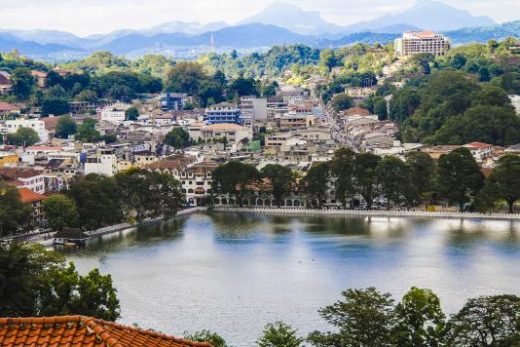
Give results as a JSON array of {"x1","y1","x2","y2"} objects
[
  {"x1": 394, "y1": 31, "x2": 451, "y2": 57},
  {"x1": 4, "y1": 118, "x2": 49, "y2": 143},
  {"x1": 203, "y1": 103, "x2": 241, "y2": 124}
]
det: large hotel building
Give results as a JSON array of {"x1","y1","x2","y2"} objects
[{"x1": 395, "y1": 31, "x2": 451, "y2": 57}]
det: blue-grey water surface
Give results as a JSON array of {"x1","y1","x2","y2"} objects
[{"x1": 63, "y1": 212, "x2": 520, "y2": 346}]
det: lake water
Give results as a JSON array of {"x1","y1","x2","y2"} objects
[{"x1": 64, "y1": 212, "x2": 520, "y2": 346}]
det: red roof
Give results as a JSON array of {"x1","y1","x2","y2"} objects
[
  {"x1": 343, "y1": 107, "x2": 371, "y2": 117},
  {"x1": 0, "y1": 102, "x2": 19, "y2": 112},
  {"x1": 31, "y1": 70, "x2": 48, "y2": 78},
  {"x1": 18, "y1": 187, "x2": 46, "y2": 204},
  {"x1": 0, "y1": 316, "x2": 212, "y2": 347},
  {"x1": 42, "y1": 116, "x2": 61, "y2": 130},
  {"x1": 464, "y1": 142, "x2": 492, "y2": 149}
]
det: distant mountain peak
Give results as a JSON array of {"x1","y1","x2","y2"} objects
[
  {"x1": 346, "y1": 0, "x2": 495, "y2": 32},
  {"x1": 238, "y1": 2, "x2": 345, "y2": 35}
]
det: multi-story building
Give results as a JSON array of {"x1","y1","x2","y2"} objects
[
  {"x1": 4, "y1": 118, "x2": 49, "y2": 143},
  {"x1": 239, "y1": 96, "x2": 268, "y2": 125},
  {"x1": 18, "y1": 187, "x2": 46, "y2": 226},
  {"x1": 84, "y1": 149, "x2": 118, "y2": 176},
  {"x1": 203, "y1": 103, "x2": 241, "y2": 124},
  {"x1": 0, "y1": 167, "x2": 46, "y2": 194},
  {"x1": 395, "y1": 31, "x2": 450, "y2": 57},
  {"x1": 278, "y1": 114, "x2": 315, "y2": 129},
  {"x1": 198, "y1": 123, "x2": 252, "y2": 145},
  {"x1": 100, "y1": 103, "x2": 131, "y2": 124},
  {"x1": 160, "y1": 93, "x2": 190, "y2": 111},
  {"x1": 179, "y1": 161, "x2": 218, "y2": 206}
]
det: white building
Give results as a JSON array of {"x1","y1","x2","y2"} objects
[
  {"x1": 463, "y1": 142, "x2": 492, "y2": 162},
  {"x1": 510, "y1": 95, "x2": 520, "y2": 115},
  {"x1": 85, "y1": 153, "x2": 118, "y2": 176},
  {"x1": 395, "y1": 31, "x2": 450, "y2": 57},
  {"x1": 100, "y1": 103, "x2": 131, "y2": 124},
  {"x1": 0, "y1": 167, "x2": 46, "y2": 194},
  {"x1": 4, "y1": 118, "x2": 49, "y2": 143},
  {"x1": 192, "y1": 123, "x2": 252, "y2": 145},
  {"x1": 240, "y1": 96, "x2": 268, "y2": 125}
]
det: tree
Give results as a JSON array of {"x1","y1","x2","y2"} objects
[
  {"x1": 449, "y1": 295, "x2": 520, "y2": 346},
  {"x1": 0, "y1": 243, "x2": 62, "y2": 317},
  {"x1": 373, "y1": 97, "x2": 388, "y2": 120},
  {"x1": 257, "y1": 321, "x2": 304, "y2": 347},
  {"x1": 212, "y1": 161, "x2": 260, "y2": 207},
  {"x1": 166, "y1": 61, "x2": 206, "y2": 95},
  {"x1": 433, "y1": 105, "x2": 520, "y2": 146},
  {"x1": 125, "y1": 107, "x2": 139, "y2": 121},
  {"x1": 353, "y1": 153, "x2": 381, "y2": 209},
  {"x1": 485, "y1": 154, "x2": 520, "y2": 213},
  {"x1": 301, "y1": 162, "x2": 331, "y2": 209},
  {"x1": 115, "y1": 169, "x2": 185, "y2": 221},
  {"x1": 184, "y1": 330, "x2": 228, "y2": 347},
  {"x1": 164, "y1": 127, "x2": 191, "y2": 149},
  {"x1": 261, "y1": 164, "x2": 295, "y2": 207},
  {"x1": 437, "y1": 148, "x2": 484, "y2": 211},
  {"x1": 330, "y1": 94, "x2": 353, "y2": 112},
  {"x1": 0, "y1": 182, "x2": 31, "y2": 236},
  {"x1": 76, "y1": 118, "x2": 101, "y2": 143},
  {"x1": 331, "y1": 148, "x2": 356, "y2": 208},
  {"x1": 308, "y1": 288, "x2": 395, "y2": 347},
  {"x1": 41, "y1": 98, "x2": 70, "y2": 116},
  {"x1": 228, "y1": 77, "x2": 258, "y2": 97},
  {"x1": 74, "y1": 89, "x2": 98, "y2": 103},
  {"x1": 55, "y1": 116, "x2": 77, "y2": 139},
  {"x1": 6, "y1": 127, "x2": 39, "y2": 146},
  {"x1": 320, "y1": 49, "x2": 338, "y2": 71},
  {"x1": 392, "y1": 287, "x2": 447, "y2": 347},
  {"x1": 405, "y1": 152, "x2": 436, "y2": 206},
  {"x1": 0, "y1": 243, "x2": 120, "y2": 320},
  {"x1": 40, "y1": 263, "x2": 120, "y2": 321},
  {"x1": 42, "y1": 194, "x2": 79, "y2": 231},
  {"x1": 11, "y1": 67, "x2": 35, "y2": 100},
  {"x1": 67, "y1": 174, "x2": 123, "y2": 229},
  {"x1": 376, "y1": 156, "x2": 414, "y2": 209}
]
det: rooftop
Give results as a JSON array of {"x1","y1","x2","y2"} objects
[
  {"x1": 464, "y1": 142, "x2": 492, "y2": 149},
  {"x1": 0, "y1": 102, "x2": 19, "y2": 112},
  {"x1": 202, "y1": 123, "x2": 245, "y2": 131},
  {"x1": 18, "y1": 187, "x2": 46, "y2": 204},
  {"x1": 0, "y1": 315, "x2": 211, "y2": 347},
  {"x1": 0, "y1": 167, "x2": 44, "y2": 180}
]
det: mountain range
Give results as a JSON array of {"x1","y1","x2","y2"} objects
[{"x1": 0, "y1": 0, "x2": 517, "y2": 61}]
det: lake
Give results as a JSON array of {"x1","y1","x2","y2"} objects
[{"x1": 63, "y1": 212, "x2": 520, "y2": 346}]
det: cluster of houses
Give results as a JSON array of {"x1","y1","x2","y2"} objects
[{"x1": 2, "y1": 43, "x2": 520, "y2": 231}]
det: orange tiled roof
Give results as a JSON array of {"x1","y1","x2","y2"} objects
[
  {"x1": 0, "y1": 102, "x2": 19, "y2": 112},
  {"x1": 0, "y1": 316, "x2": 212, "y2": 347},
  {"x1": 18, "y1": 187, "x2": 46, "y2": 204},
  {"x1": 343, "y1": 107, "x2": 371, "y2": 117}
]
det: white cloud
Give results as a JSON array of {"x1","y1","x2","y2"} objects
[{"x1": 0, "y1": 0, "x2": 517, "y2": 36}]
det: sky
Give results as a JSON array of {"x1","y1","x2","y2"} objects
[{"x1": 0, "y1": 0, "x2": 519, "y2": 37}]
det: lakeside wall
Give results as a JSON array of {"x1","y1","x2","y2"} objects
[{"x1": 213, "y1": 207, "x2": 520, "y2": 221}]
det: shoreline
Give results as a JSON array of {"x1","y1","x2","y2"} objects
[{"x1": 212, "y1": 207, "x2": 520, "y2": 221}]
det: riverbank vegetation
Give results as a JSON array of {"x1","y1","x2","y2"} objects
[
  {"x1": 185, "y1": 287, "x2": 520, "y2": 347},
  {"x1": 1, "y1": 168, "x2": 184, "y2": 236},
  {"x1": 212, "y1": 149, "x2": 520, "y2": 213},
  {"x1": 0, "y1": 242, "x2": 119, "y2": 320}
]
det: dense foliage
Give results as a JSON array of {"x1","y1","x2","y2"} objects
[{"x1": 0, "y1": 242, "x2": 120, "y2": 320}]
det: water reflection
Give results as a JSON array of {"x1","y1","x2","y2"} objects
[{"x1": 63, "y1": 213, "x2": 520, "y2": 347}]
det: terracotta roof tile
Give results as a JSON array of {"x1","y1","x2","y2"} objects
[
  {"x1": 0, "y1": 316, "x2": 212, "y2": 347},
  {"x1": 0, "y1": 102, "x2": 19, "y2": 112},
  {"x1": 18, "y1": 187, "x2": 46, "y2": 203}
]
